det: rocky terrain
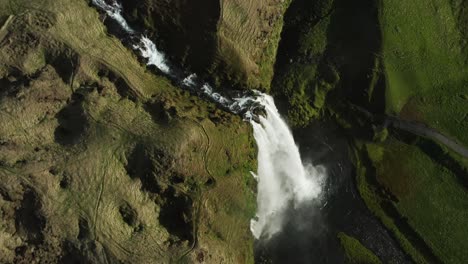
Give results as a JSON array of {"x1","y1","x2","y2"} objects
[
  {"x1": 0, "y1": 0, "x2": 257, "y2": 263},
  {"x1": 0, "y1": 0, "x2": 467, "y2": 263}
]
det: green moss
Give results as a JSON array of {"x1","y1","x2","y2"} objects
[
  {"x1": 287, "y1": 90, "x2": 318, "y2": 127},
  {"x1": 372, "y1": 127, "x2": 388, "y2": 143},
  {"x1": 273, "y1": 10, "x2": 332, "y2": 120},
  {"x1": 365, "y1": 143, "x2": 384, "y2": 163},
  {"x1": 274, "y1": 0, "x2": 384, "y2": 128},
  {"x1": 338, "y1": 232, "x2": 382, "y2": 264},
  {"x1": 313, "y1": 78, "x2": 336, "y2": 109}
]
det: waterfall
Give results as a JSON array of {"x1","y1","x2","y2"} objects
[
  {"x1": 133, "y1": 36, "x2": 171, "y2": 74},
  {"x1": 92, "y1": 0, "x2": 134, "y2": 33},
  {"x1": 248, "y1": 94, "x2": 324, "y2": 239},
  {"x1": 92, "y1": 0, "x2": 325, "y2": 240},
  {"x1": 92, "y1": 0, "x2": 171, "y2": 74}
]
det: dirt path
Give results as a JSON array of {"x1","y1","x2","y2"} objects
[{"x1": 386, "y1": 117, "x2": 468, "y2": 159}]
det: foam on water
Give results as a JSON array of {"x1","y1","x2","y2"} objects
[
  {"x1": 134, "y1": 36, "x2": 171, "y2": 74},
  {"x1": 92, "y1": 0, "x2": 134, "y2": 33}
]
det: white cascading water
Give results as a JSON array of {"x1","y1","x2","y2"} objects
[
  {"x1": 92, "y1": 0, "x2": 134, "y2": 33},
  {"x1": 92, "y1": 0, "x2": 171, "y2": 74},
  {"x1": 92, "y1": 0, "x2": 325, "y2": 240},
  {"x1": 134, "y1": 36, "x2": 171, "y2": 74},
  {"x1": 248, "y1": 95, "x2": 324, "y2": 239}
]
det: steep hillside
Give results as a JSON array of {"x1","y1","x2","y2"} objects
[{"x1": 0, "y1": 0, "x2": 256, "y2": 263}]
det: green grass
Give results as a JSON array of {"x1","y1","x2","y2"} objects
[
  {"x1": 337, "y1": 232, "x2": 382, "y2": 264},
  {"x1": 268, "y1": 0, "x2": 468, "y2": 262},
  {"x1": 256, "y1": 0, "x2": 293, "y2": 91},
  {"x1": 375, "y1": 138, "x2": 468, "y2": 263},
  {"x1": 380, "y1": 0, "x2": 468, "y2": 146},
  {"x1": 217, "y1": 0, "x2": 293, "y2": 91},
  {"x1": 354, "y1": 143, "x2": 428, "y2": 263},
  {"x1": 358, "y1": 137, "x2": 468, "y2": 264}
]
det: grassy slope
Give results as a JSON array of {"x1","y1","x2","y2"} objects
[
  {"x1": 216, "y1": 0, "x2": 292, "y2": 91},
  {"x1": 0, "y1": 0, "x2": 256, "y2": 262},
  {"x1": 355, "y1": 144, "x2": 428, "y2": 263},
  {"x1": 353, "y1": 1, "x2": 468, "y2": 262},
  {"x1": 376, "y1": 139, "x2": 468, "y2": 263},
  {"x1": 381, "y1": 0, "x2": 468, "y2": 146},
  {"x1": 358, "y1": 138, "x2": 468, "y2": 263},
  {"x1": 338, "y1": 232, "x2": 382, "y2": 264}
]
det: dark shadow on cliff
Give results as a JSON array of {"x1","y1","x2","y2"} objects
[
  {"x1": 54, "y1": 89, "x2": 89, "y2": 146},
  {"x1": 119, "y1": 0, "x2": 220, "y2": 75},
  {"x1": 271, "y1": 0, "x2": 386, "y2": 124}
]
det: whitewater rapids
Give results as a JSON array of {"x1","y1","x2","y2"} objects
[{"x1": 92, "y1": 0, "x2": 325, "y2": 240}]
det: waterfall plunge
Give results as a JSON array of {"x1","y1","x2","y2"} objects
[
  {"x1": 92, "y1": 0, "x2": 325, "y2": 241},
  {"x1": 249, "y1": 95, "x2": 324, "y2": 239}
]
